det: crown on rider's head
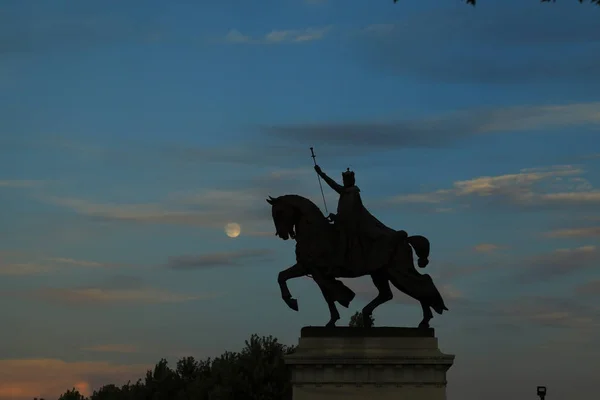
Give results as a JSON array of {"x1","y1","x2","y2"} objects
[{"x1": 342, "y1": 168, "x2": 355, "y2": 178}]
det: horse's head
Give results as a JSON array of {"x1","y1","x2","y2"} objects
[
  {"x1": 266, "y1": 194, "x2": 328, "y2": 241},
  {"x1": 266, "y1": 196, "x2": 297, "y2": 241}
]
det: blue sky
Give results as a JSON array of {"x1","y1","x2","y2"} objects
[{"x1": 1, "y1": 0, "x2": 599, "y2": 399}]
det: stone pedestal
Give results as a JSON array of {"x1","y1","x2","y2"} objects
[{"x1": 284, "y1": 326, "x2": 454, "y2": 400}]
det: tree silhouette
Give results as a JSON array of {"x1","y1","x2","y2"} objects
[
  {"x1": 237, "y1": 335, "x2": 296, "y2": 400},
  {"x1": 89, "y1": 384, "x2": 123, "y2": 400},
  {"x1": 115, "y1": 379, "x2": 146, "y2": 400},
  {"x1": 349, "y1": 311, "x2": 375, "y2": 328},
  {"x1": 57, "y1": 388, "x2": 86, "y2": 400},
  {"x1": 24, "y1": 328, "x2": 411, "y2": 400},
  {"x1": 44, "y1": 334, "x2": 297, "y2": 400},
  {"x1": 144, "y1": 358, "x2": 183, "y2": 400}
]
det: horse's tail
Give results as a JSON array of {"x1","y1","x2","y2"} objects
[{"x1": 407, "y1": 235, "x2": 430, "y2": 269}]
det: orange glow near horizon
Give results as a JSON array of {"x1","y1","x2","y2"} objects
[{"x1": 0, "y1": 359, "x2": 149, "y2": 400}]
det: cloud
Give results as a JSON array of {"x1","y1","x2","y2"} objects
[
  {"x1": 438, "y1": 284, "x2": 465, "y2": 302},
  {"x1": 164, "y1": 141, "x2": 365, "y2": 171},
  {"x1": 0, "y1": 180, "x2": 46, "y2": 188},
  {"x1": 47, "y1": 258, "x2": 103, "y2": 267},
  {"x1": 175, "y1": 166, "x2": 330, "y2": 208},
  {"x1": 248, "y1": 167, "x2": 316, "y2": 197},
  {"x1": 223, "y1": 26, "x2": 331, "y2": 44},
  {"x1": 45, "y1": 196, "x2": 203, "y2": 223},
  {"x1": 473, "y1": 244, "x2": 500, "y2": 253},
  {"x1": 42, "y1": 194, "x2": 267, "y2": 230},
  {"x1": 387, "y1": 192, "x2": 448, "y2": 204},
  {"x1": 158, "y1": 143, "x2": 312, "y2": 167},
  {"x1": 451, "y1": 166, "x2": 585, "y2": 197},
  {"x1": 32, "y1": 287, "x2": 216, "y2": 305},
  {"x1": 582, "y1": 153, "x2": 600, "y2": 160},
  {"x1": 97, "y1": 274, "x2": 146, "y2": 290},
  {"x1": 0, "y1": 263, "x2": 53, "y2": 276},
  {"x1": 223, "y1": 29, "x2": 251, "y2": 43},
  {"x1": 576, "y1": 280, "x2": 600, "y2": 296},
  {"x1": 0, "y1": 257, "x2": 129, "y2": 276},
  {"x1": 40, "y1": 168, "x2": 323, "y2": 232},
  {"x1": 167, "y1": 249, "x2": 274, "y2": 270},
  {"x1": 387, "y1": 164, "x2": 599, "y2": 210},
  {"x1": 262, "y1": 102, "x2": 600, "y2": 149},
  {"x1": 82, "y1": 344, "x2": 139, "y2": 354},
  {"x1": 0, "y1": 8, "x2": 162, "y2": 55},
  {"x1": 536, "y1": 191, "x2": 600, "y2": 206},
  {"x1": 0, "y1": 358, "x2": 148, "y2": 400},
  {"x1": 46, "y1": 257, "x2": 115, "y2": 268},
  {"x1": 41, "y1": 135, "x2": 379, "y2": 169},
  {"x1": 168, "y1": 189, "x2": 263, "y2": 210},
  {"x1": 26, "y1": 276, "x2": 217, "y2": 305},
  {"x1": 515, "y1": 245, "x2": 599, "y2": 283},
  {"x1": 0, "y1": 250, "x2": 23, "y2": 257},
  {"x1": 494, "y1": 295, "x2": 600, "y2": 331},
  {"x1": 456, "y1": 294, "x2": 600, "y2": 343},
  {"x1": 544, "y1": 226, "x2": 600, "y2": 238},
  {"x1": 436, "y1": 262, "x2": 492, "y2": 282},
  {"x1": 265, "y1": 28, "x2": 329, "y2": 43},
  {"x1": 357, "y1": 4, "x2": 600, "y2": 84}
]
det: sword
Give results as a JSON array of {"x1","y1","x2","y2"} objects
[{"x1": 310, "y1": 147, "x2": 329, "y2": 215}]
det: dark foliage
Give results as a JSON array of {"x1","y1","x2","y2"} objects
[
  {"x1": 348, "y1": 311, "x2": 375, "y2": 328},
  {"x1": 44, "y1": 312, "x2": 381, "y2": 400},
  {"x1": 49, "y1": 334, "x2": 297, "y2": 400},
  {"x1": 57, "y1": 389, "x2": 86, "y2": 400}
]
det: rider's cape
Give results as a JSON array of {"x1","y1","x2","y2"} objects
[{"x1": 336, "y1": 186, "x2": 398, "y2": 275}]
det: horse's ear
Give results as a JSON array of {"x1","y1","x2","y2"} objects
[{"x1": 266, "y1": 198, "x2": 273, "y2": 205}]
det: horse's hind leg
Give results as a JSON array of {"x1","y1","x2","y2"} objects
[
  {"x1": 386, "y1": 269, "x2": 435, "y2": 328},
  {"x1": 361, "y1": 270, "x2": 394, "y2": 327},
  {"x1": 277, "y1": 263, "x2": 308, "y2": 311}
]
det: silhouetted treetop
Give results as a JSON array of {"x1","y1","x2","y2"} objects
[
  {"x1": 349, "y1": 311, "x2": 375, "y2": 328},
  {"x1": 57, "y1": 388, "x2": 86, "y2": 400},
  {"x1": 54, "y1": 334, "x2": 296, "y2": 400}
]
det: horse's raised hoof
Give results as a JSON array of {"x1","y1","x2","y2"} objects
[
  {"x1": 325, "y1": 320, "x2": 337, "y2": 328},
  {"x1": 284, "y1": 297, "x2": 299, "y2": 311}
]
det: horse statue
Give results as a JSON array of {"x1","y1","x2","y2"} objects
[{"x1": 266, "y1": 194, "x2": 448, "y2": 328}]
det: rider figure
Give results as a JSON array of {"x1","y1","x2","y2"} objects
[{"x1": 314, "y1": 165, "x2": 362, "y2": 268}]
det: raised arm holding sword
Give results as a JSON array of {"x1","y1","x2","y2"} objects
[{"x1": 310, "y1": 147, "x2": 365, "y2": 267}]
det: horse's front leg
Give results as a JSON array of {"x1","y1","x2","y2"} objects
[
  {"x1": 310, "y1": 276, "x2": 340, "y2": 327},
  {"x1": 310, "y1": 269, "x2": 347, "y2": 327},
  {"x1": 320, "y1": 284, "x2": 341, "y2": 328},
  {"x1": 418, "y1": 300, "x2": 433, "y2": 329},
  {"x1": 277, "y1": 263, "x2": 308, "y2": 311}
]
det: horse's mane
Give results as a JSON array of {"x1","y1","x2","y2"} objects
[{"x1": 278, "y1": 194, "x2": 326, "y2": 220}]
